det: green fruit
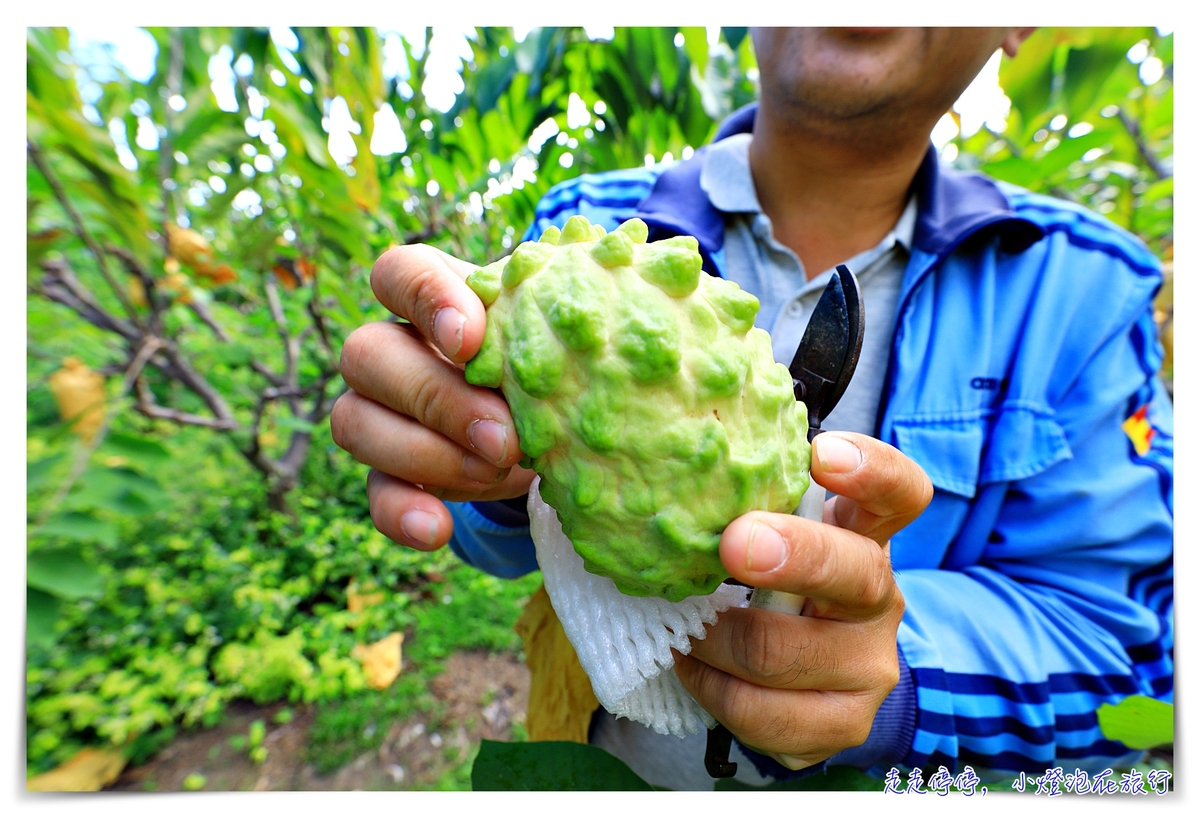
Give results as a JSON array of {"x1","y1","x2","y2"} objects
[{"x1": 466, "y1": 216, "x2": 810, "y2": 601}]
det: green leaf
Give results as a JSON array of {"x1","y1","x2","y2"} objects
[
  {"x1": 1064, "y1": 29, "x2": 1148, "y2": 122},
  {"x1": 1096, "y1": 695, "x2": 1174, "y2": 749},
  {"x1": 716, "y1": 764, "x2": 888, "y2": 791},
  {"x1": 27, "y1": 454, "x2": 66, "y2": 492},
  {"x1": 27, "y1": 546, "x2": 105, "y2": 600},
  {"x1": 679, "y1": 28, "x2": 708, "y2": 78},
  {"x1": 721, "y1": 28, "x2": 748, "y2": 53},
  {"x1": 275, "y1": 415, "x2": 316, "y2": 433},
  {"x1": 270, "y1": 94, "x2": 332, "y2": 169},
  {"x1": 1140, "y1": 177, "x2": 1173, "y2": 206},
  {"x1": 101, "y1": 433, "x2": 171, "y2": 463},
  {"x1": 473, "y1": 53, "x2": 518, "y2": 115},
  {"x1": 173, "y1": 106, "x2": 234, "y2": 154},
  {"x1": 999, "y1": 29, "x2": 1060, "y2": 137},
  {"x1": 471, "y1": 740, "x2": 656, "y2": 791},
  {"x1": 36, "y1": 510, "x2": 120, "y2": 548},
  {"x1": 1034, "y1": 130, "x2": 1114, "y2": 178},
  {"x1": 979, "y1": 155, "x2": 1038, "y2": 188},
  {"x1": 208, "y1": 341, "x2": 257, "y2": 367},
  {"x1": 68, "y1": 466, "x2": 169, "y2": 516},
  {"x1": 26, "y1": 587, "x2": 61, "y2": 650}
]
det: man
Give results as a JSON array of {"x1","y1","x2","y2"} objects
[{"x1": 331, "y1": 28, "x2": 1173, "y2": 789}]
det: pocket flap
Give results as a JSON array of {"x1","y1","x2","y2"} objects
[{"x1": 892, "y1": 407, "x2": 1072, "y2": 499}]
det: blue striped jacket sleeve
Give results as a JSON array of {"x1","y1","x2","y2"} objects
[{"x1": 893, "y1": 205, "x2": 1173, "y2": 779}]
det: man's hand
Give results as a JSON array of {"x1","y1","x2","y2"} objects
[
  {"x1": 674, "y1": 431, "x2": 932, "y2": 770},
  {"x1": 331, "y1": 245, "x2": 535, "y2": 551}
]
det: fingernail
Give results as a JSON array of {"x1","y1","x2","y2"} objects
[
  {"x1": 433, "y1": 307, "x2": 466, "y2": 357},
  {"x1": 468, "y1": 418, "x2": 509, "y2": 465},
  {"x1": 775, "y1": 754, "x2": 817, "y2": 771},
  {"x1": 745, "y1": 522, "x2": 787, "y2": 573},
  {"x1": 462, "y1": 453, "x2": 503, "y2": 484},
  {"x1": 816, "y1": 434, "x2": 863, "y2": 474},
  {"x1": 400, "y1": 509, "x2": 440, "y2": 546}
]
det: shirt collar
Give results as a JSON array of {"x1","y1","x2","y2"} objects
[
  {"x1": 699, "y1": 132, "x2": 917, "y2": 255},
  {"x1": 636, "y1": 102, "x2": 1044, "y2": 270}
]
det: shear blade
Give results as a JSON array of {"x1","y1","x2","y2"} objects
[{"x1": 788, "y1": 265, "x2": 865, "y2": 435}]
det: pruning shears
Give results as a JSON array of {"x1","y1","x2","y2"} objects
[{"x1": 704, "y1": 264, "x2": 865, "y2": 779}]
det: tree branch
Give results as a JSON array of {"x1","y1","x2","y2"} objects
[
  {"x1": 185, "y1": 298, "x2": 232, "y2": 342},
  {"x1": 105, "y1": 244, "x2": 167, "y2": 334},
  {"x1": 1116, "y1": 108, "x2": 1169, "y2": 180},
  {"x1": 27, "y1": 141, "x2": 144, "y2": 328},
  {"x1": 134, "y1": 378, "x2": 239, "y2": 430},
  {"x1": 152, "y1": 345, "x2": 237, "y2": 422},
  {"x1": 306, "y1": 267, "x2": 336, "y2": 358},
  {"x1": 251, "y1": 361, "x2": 285, "y2": 387},
  {"x1": 263, "y1": 275, "x2": 303, "y2": 417},
  {"x1": 158, "y1": 28, "x2": 185, "y2": 230},
  {"x1": 37, "y1": 259, "x2": 141, "y2": 342}
]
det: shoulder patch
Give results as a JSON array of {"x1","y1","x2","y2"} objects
[{"x1": 1123, "y1": 404, "x2": 1157, "y2": 456}]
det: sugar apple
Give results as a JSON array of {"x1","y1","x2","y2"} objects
[{"x1": 464, "y1": 215, "x2": 810, "y2": 602}]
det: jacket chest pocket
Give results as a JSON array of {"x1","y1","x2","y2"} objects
[
  {"x1": 891, "y1": 405, "x2": 1073, "y2": 500},
  {"x1": 888, "y1": 407, "x2": 1073, "y2": 570}
]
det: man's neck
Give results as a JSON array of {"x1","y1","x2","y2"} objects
[{"x1": 747, "y1": 109, "x2": 931, "y2": 279}]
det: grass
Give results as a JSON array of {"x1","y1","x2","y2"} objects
[{"x1": 303, "y1": 561, "x2": 542, "y2": 778}]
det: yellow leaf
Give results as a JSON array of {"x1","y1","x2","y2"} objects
[
  {"x1": 161, "y1": 271, "x2": 193, "y2": 304},
  {"x1": 197, "y1": 263, "x2": 237, "y2": 284},
  {"x1": 165, "y1": 223, "x2": 214, "y2": 271},
  {"x1": 128, "y1": 276, "x2": 147, "y2": 307},
  {"x1": 513, "y1": 584, "x2": 600, "y2": 743},
  {"x1": 346, "y1": 579, "x2": 386, "y2": 614},
  {"x1": 26, "y1": 747, "x2": 127, "y2": 792},
  {"x1": 352, "y1": 632, "x2": 404, "y2": 690},
  {"x1": 47, "y1": 357, "x2": 105, "y2": 443}
]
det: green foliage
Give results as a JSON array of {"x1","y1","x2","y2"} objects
[
  {"x1": 1096, "y1": 695, "x2": 1174, "y2": 750},
  {"x1": 305, "y1": 674, "x2": 434, "y2": 774},
  {"x1": 182, "y1": 772, "x2": 207, "y2": 790},
  {"x1": 408, "y1": 567, "x2": 542, "y2": 663},
  {"x1": 213, "y1": 630, "x2": 323, "y2": 705},
  {"x1": 949, "y1": 28, "x2": 1173, "y2": 257},
  {"x1": 472, "y1": 740, "x2": 658, "y2": 791}
]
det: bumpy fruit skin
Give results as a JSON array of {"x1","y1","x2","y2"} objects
[{"x1": 465, "y1": 215, "x2": 810, "y2": 602}]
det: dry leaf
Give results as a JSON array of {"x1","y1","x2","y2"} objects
[
  {"x1": 166, "y1": 224, "x2": 235, "y2": 284},
  {"x1": 514, "y1": 584, "x2": 600, "y2": 743},
  {"x1": 270, "y1": 257, "x2": 315, "y2": 290},
  {"x1": 47, "y1": 357, "x2": 105, "y2": 443},
  {"x1": 161, "y1": 271, "x2": 193, "y2": 304},
  {"x1": 165, "y1": 223, "x2": 214, "y2": 271},
  {"x1": 128, "y1": 276, "x2": 148, "y2": 307},
  {"x1": 347, "y1": 579, "x2": 386, "y2": 614},
  {"x1": 352, "y1": 632, "x2": 404, "y2": 690},
  {"x1": 26, "y1": 747, "x2": 127, "y2": 792},
  {"x1": 200, "y1": 264, "x2": 237, "y2": 284}
]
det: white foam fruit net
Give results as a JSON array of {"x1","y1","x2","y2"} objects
[{"x1": 528, "y1": 477, "x2": 750, "y2": 738}]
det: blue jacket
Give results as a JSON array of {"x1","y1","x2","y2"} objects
[{"x1": 447, "y1": 104, "x2": 1174, "y2": 779}]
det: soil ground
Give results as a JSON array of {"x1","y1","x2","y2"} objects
[{"x1": 107, "y1": 649, "x2": 531, "y2": 792}]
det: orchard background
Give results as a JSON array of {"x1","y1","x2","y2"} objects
[{"x1": 26, "y1": 26, "x2": 1173, "y2": 790}]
